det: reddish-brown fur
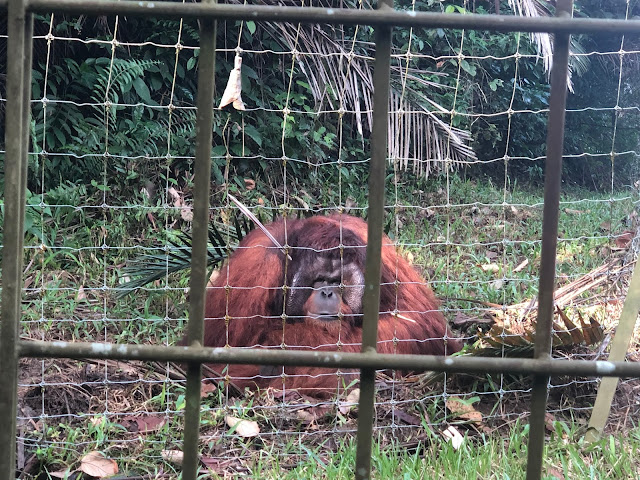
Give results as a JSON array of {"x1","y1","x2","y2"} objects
[{"x1": 203, "y1": 214, "x2": 461, "y2": 395}]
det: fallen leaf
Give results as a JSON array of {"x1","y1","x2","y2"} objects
[
  {"x1": 545, "y1": 412, "x2": 557, "y2": 432},
  {"x1": 180, "y1": 206, "x2": 193, "y2": 222},
  {"x1": 614, "y1": 230, "x2": 634, "y2": 249},
  {"x1": 48, "y1": 469, "x2": 73, "y2": 478},
  {"x1": 563, "y1": 208, "x2": 583, "y2": 215},
  {"x1": 76, "y1": 286, "x2": 87, "y2": 301},
  {"x1": 89, "y1": 416, "x2": 104, "y2": 428},
  {"x1": 338, "y1": 388, "x2": 360, "y2": 415},
  {"x1": 141, "y1": 185, "x2": 152, "y2": 199},
  {"x1": 442, "y1": 426, "x2": 464, "y2": 450},
  {"x1": 146, "y1": 212, "x2": 157, "y2": 229},
  {"x1": 200, "y1": 456, "x2": 225, "y2": 472},
  {"x1": 112, "y1": 361, "x2": 139, "y2": 376},
  {"x1": 121, "y1": 414, "x2": 165, "y2": 433},
  {"x1": 201, "y1": 383, "x2": 219, "y2": 397},
  {"x1": 162, "y1": 450, "x2": 184, "y2": 465},
  {"x1": 547, "y1": 467, "x2": 565, "y2": 479},
  {"x1": 79, "y1": 451, "x2": 118, "y2": 478},
  {"x1": 392, "y1": 408, "x2": 421, "y2": 426},
  {"x1": 296, "y1": 409, "x2": 317, "y2": 423},
  {"x1": 481, "y1": 263, "x2": 500, "y2": 273},
  {"x1": 167, "y1": 187, "x2": 183, "y2": 207},
  {"x1": 447, "y1": 397, "x2": 482, "y2": 424},
  {"x1": 513, "y1": 258, "x2": 529, "y2": 273},
  {"x1": 225, "y1": 415, "x2": 260, "y2": 437}
]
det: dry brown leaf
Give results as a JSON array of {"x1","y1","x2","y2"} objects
[
  {"x1": 180, "y1": 206, "x2": 193, "y2": 222},
  {"x1": 79, "y1": 451, "x2": 118, "y2": 478},
  {"x1": 112, "y1": 361, "x2": 139, "y2": 376},
  {"x1": 513, "y1": 258, "x2": 529, "y2": 273},
  {"x1": 89, "y1": 417, "x2": 104, "y2": 428},
  {"x1": 392, "y1": 408, "x2": 422, "y2": 426},
  {"x1": 146, "y1": 212, "x2": 157, "y2": 230},
  {"x1": 563, "y1": 208, "x2": 584, "y2": 215},
  {"x1": 121, "y1": 414, "x2": 165, "y2": 433},
  {"x1": 547, "y1": 467, "x2": 565, "y2": 479},
  {"x1": 167, "y1": 187, "x2": 182, "y2": 207},
  {"x1": 162, "y1": 450, "x2": 184, "y2": 465},
  {"x1": 296, "y1": 409, "x2": 317, "y2": 423},
  {"x1": 48, "y1": 469, "x2": 73, "y2": 478},
  {"x1": 481, "y1": 263, "x2": 500, "y2": 273},
  {"x1": 544, "y1": 412, "x2": 557, "y2": 432},
  {"x1": 447, "y1": 397, "x2": 482, "y2": 424},
  {"x1": 338, "y1": 388, "x2": 360, "y2": 415},
  {"x1": 225, "y1": 415, "x2": 260, "y2": 437},
  {"x1": 552, "y1": 321, "x2": 574, "y2": 346},
  {"x1": 201, "y1": 382, "x2": 219, "y2": 397},
  {"x1": 614, "y1": 230, "x2": 634, "y2": 249},
  {"x1": 76, "y1": 286, "x2": 87, "y2": 301},
  {"x1": 556, "y1": 308, "x2": 583, "y2": 344}
]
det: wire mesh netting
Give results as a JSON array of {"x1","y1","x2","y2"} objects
[{"x1": 1, "y1": 0, "x2": 640, "y2": 477}]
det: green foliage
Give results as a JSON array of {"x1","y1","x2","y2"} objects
[{"x1": 2, "y1": 1, "x2": 636, "y2": 200}]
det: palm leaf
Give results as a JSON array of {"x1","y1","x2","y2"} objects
[
  {"x1": 507, "y1": 0, "x2": 590, "y2": 92},
  {"x1": 416, "y1": 307, "x2": 603, "y2": 388},
  {"x1": 117, "y1": 219, "x2": 251, "y2": 297},
  {"x1": 225, "y1": 0, "x2": 477, "y2": 176}
]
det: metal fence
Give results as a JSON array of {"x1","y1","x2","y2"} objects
[{"x1": 1, "y1": 0, "x2": 640, "y2": 479}]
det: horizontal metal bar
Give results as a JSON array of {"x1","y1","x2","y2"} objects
[
  {"x1": 12, "y1": 0, "x2": 640, "y2": 35},
  {"x1": 18, "y1": 340, "x2": 640, "y2": 378}
]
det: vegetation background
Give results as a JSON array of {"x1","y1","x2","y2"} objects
[{"x1": 0, "y1": 0, "x2": 639, "y2": 478}]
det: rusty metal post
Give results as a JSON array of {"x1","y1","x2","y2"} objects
[
  {"x1": 354, "y1": 0, "x2": 393, "y2": 478},
  {"x1": 0, "y1": 0, "x2": 32, "y2": 474},
  {"x1": 182, "y1": 3, "x2": 217, "y2": 479},
  {"x1": 525, "y1": 1, "x2": 573, "y2": 479}
]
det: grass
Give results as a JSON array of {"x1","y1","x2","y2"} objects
[
  {"x1": 7, "y1": 174, "x2": 640, "y2": 478},
  {"x1": 30, "y1": 417, "x2": 640, "y2": 479}
]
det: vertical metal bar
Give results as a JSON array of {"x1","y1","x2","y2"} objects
[
  {"x1": 354, "y1": 0, "x2": 392, "y2": 478},
  {"x1": 525, "y1": 1, "x2": 572, "y2": 479},
  {"x1": 0, "y1": 0, "x2": 31, "y2": 475},
  {"x1": 20, "y1": 16, "x2": 34, "y2": 242},
  {"x1": 182, "y1": 5, "x2": 217, "y2": 480}
]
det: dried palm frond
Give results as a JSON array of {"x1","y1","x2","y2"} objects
[
  {"x1": 507, "y1": 0, "x2": 590, "y2": 92},
  {"x1": 476, "y1": 306, "x2": 604, "y2": 355},
  {"x1": 415, "y1": 309, "x2": 604, "y2": 388},
  {"x1": 226, "y1": 0, "x2": 477, "y2": 176}
]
